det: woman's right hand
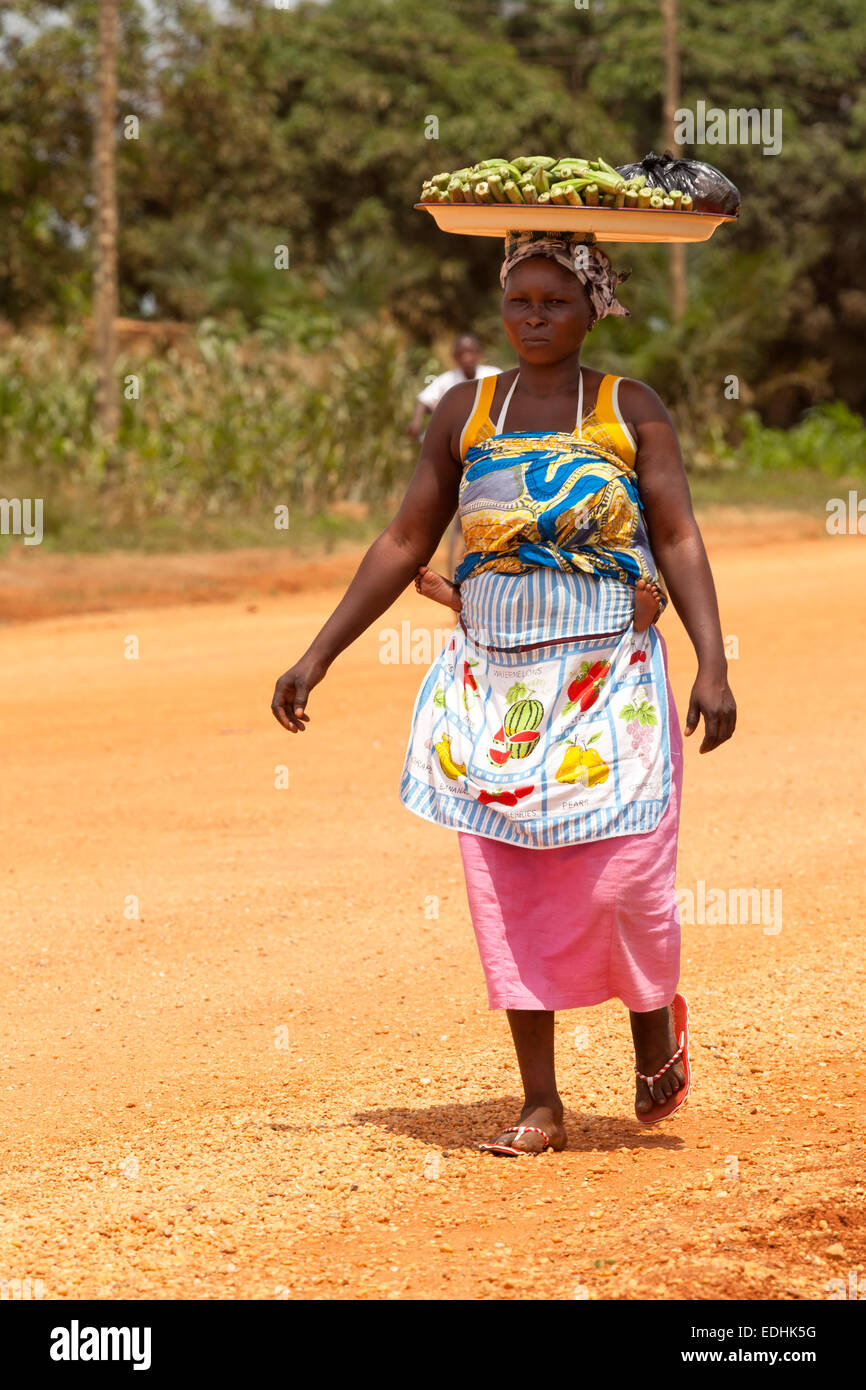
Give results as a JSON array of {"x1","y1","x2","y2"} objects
[{"x1": 271, "y1": 654, "x2": 328, "y2": 733}]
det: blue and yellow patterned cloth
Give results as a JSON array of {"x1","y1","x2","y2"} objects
[{"x1": 455, "y1": 429, "x2": 665, "y2": 599}]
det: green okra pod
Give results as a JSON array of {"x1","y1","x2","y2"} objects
[{"x1": 512, "y1": 155, "x2": 557, "y2": 172}]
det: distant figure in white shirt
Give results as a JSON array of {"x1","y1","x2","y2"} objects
[
  {"x1": 407, "y1": 334, "x2": 500, "y2": 440},
  {"x1": 408, "y1": 334, "x2": 500, "y2": 577}
]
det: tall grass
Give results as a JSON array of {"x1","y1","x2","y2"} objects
[
  {"x1": 0, "y1": 322, "x2": 431, "y2": 547},
  {"x1": 1, "y1": 324, "x2": 863, "y2": 551}
]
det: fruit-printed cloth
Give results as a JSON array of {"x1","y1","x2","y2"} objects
[{"x1": 399, "y1": 570, "x2": 672, "y2": 850}]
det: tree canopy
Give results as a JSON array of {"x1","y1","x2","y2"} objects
[{"x1": 2, "y1": 0, "x2": 865, "y2": 423}]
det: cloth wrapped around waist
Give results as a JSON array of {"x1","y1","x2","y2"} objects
[{"x1": 459, "y1": 567, "x2": 634, "y2": 651}]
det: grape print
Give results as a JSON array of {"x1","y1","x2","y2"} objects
[{"x1": 619, "y1": 696, "x2": 658, "y2": 772}]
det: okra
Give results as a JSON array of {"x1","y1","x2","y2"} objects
[
  {"x1": 595, "y1": 156, "x2": 620, "y2": 180},
  {"x1": 624, "y1": 189, "x2": 638, "y2": 207},
  {"x1": 474, "y1": 181, "x2": 493, "y2": 203},
  {"x1": 553, "y1": 160, "x2": 590, "y2": 179},
  {"x1": 638, "y1": 187, "x2": 652, "y2": 208},
  {"x1": 520, "y1": 181, "x2": 539, "y2": 204},
  {"x1": 513, "y1": 155, "x2": 557, "y2": 172},
  {"x1": 486, "y1": 172, "x2": 505, "y2": 200},
  {"x1": 584, "y1": 184, "x2": 599, "y2": 206},
  {"x1": 681, "y1": 193, "x2": 693, "y2": 211},
  {"x1": 669, "y1": 189, "x2": 683, "y2": 210},
  {"x1": 503, "y1": 180, "x2": 525, "y2": 204},
  {"x1": 532, "y1": 166, "x2": 551, "y2": 194},
  {"x1": 447, "y1": 179, "x2": 465, "y2": 203}
]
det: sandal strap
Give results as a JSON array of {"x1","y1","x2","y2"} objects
[
  {"x1": 499, "y1": 1125, "x2": 550, "y2": 1144},
  {"x1": 634, "y1": 1037, "x2": 684, "y2": 1085}
]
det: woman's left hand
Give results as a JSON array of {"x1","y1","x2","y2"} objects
[{"x1": 684, "y1": 668, "x2": 737, "y2": 753}]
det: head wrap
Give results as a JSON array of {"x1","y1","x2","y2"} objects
[{"x1": 500, "y1": 230, "x2": 630, "y2": 328}]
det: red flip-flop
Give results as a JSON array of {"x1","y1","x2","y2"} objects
[
  {"x1": 634, "y1": 992, "x2": 691, "y2": 1125},
  {"x1": 478, "y1": 1124, "x2": 550, "y2": 1156}
]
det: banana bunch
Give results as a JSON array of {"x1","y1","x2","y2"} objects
[{"x1": 420, "y1": 156, "x2": 694, "y2": 212}]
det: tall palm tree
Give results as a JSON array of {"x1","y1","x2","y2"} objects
[
  {"x1": 661, "y1": 0, "x2": 687, "y2": 323},
  {"x1": 94, "y1": 0, "x2": 119, "y2": 440}
]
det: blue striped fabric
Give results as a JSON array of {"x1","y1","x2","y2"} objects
[{"x1": 459, "y1": 566, "x2": 633, "y2": 649}]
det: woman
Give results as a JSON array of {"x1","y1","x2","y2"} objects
[{"x1": 271, "y1": 229, "x2": 736, "y2": 1155}]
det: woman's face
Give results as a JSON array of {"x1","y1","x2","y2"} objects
[{"x1": 502, "y1": 257, "x2": 592, "y2": 364}]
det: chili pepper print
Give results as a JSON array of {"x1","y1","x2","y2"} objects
[
  {"x1": 562, "y1": 659, "x2": 611, "y2": 716},
  {"x1": 477, "y1": 785, "x2": 534, "y2": 807},
  {"x1": 461, "y1": 657, "x2": 480, "y2": 709}
]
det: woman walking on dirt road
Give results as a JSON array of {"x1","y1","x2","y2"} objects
[{"x1": 272, "y1": 230, "x2": 735, "y2": 1154}]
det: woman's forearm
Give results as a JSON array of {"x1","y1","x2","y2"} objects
[
  {"x1": 654, "y1": 527, "x2": 727, "y2": 673},
  {"x1": 303, "y1": 525, "x2": 434, "y2": 670}
]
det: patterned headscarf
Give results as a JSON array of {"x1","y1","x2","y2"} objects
[{"x1": 500, "y1": 230, "x2": 630, "y2": 329}]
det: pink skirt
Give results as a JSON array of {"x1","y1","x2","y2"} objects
[{"x1": 457, "y1": 677, "x2": 683, "y2": 1013}]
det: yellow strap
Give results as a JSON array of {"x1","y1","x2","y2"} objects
[
  {"x1": 591, "y1": 374, "x2": 637, "y2": 465},
  {"x1": 459, "y1": 374, "x2": 498, "y2": 462}
]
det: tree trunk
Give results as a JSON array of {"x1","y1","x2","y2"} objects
[
  {"x1": 93, "y1": 0, "x2": 119, "y2": 441},
  {"x1": 661, "y1": 0, "x2": 687, "y2": 324}
]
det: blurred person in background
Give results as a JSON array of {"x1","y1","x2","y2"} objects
[{"x1": 408, "y1": 333, "x2": 500, "y2": 577}]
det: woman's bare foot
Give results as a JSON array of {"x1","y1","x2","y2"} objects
[
  {"x1": 630, "y1": 1004, "x2": 685, "y2": 1117},
  {"x1": 480, "y1": 1098, "x2": 567, "y2": 1155},
  {"x1": 633, "y1": 577, "x2": 662, "y2": 633},
  {"x1": 415, "y1": 564, "x2": 462, "y2": 612}
]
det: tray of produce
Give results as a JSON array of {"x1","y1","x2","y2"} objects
[{"x1": 416, "y1": 153, "x2": 739, "y2": 244}]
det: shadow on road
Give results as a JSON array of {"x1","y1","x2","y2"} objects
[{"x1": 353, "y1": 1097, "x2": 684, "y2": 1154}]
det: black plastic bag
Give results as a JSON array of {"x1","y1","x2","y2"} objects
[{"x1": 616, "y1": 150, "x2": 740, "y2": 215}]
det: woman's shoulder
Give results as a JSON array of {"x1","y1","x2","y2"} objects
[
  {"x1": 608, "y1": 375, "x2": 678, "y2": 433},
  {"x1": 613, "y1": 375, "x2": 672, "y2": 426}
]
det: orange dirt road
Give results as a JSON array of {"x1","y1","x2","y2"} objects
[{"x1": 1, "y1": 527, "x2": 864, "y2": 1301}]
